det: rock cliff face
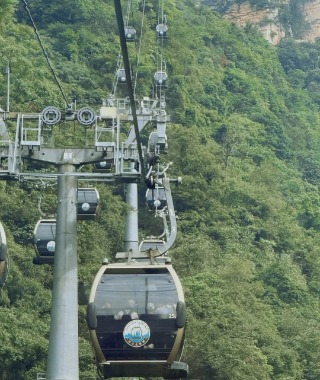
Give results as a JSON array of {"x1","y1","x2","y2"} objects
[
  {"x1": 223, "y1": 2, "x2": 286, "y2": 44},
  {"x1": 303, "y1": 0, "x2": 320, "y2": 41},
  {"x1": 214, "y1": 0, "x2": 320, "y2": 44}
]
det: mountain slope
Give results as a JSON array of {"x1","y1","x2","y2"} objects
[{"x1": 1, "y1": 0, "x2": 320, "y2": 379}]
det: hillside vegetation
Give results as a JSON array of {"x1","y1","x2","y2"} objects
[{"x1": 2, "y1": 0, "x2": 320, "y2": 379}]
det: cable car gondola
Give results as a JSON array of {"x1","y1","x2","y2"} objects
[
  {"x1": 77, "y1": 188, "x2": 100, "y2": 220},
  {"x1": 33, "y1": 219, "x2": 56, "y2": 265},
  {"x1": 156, "y1": 23, "x2": 168, "y2": 38},
  {"x1": 146, "y1": 186, "x2": 167, "y2": 211},
  {"x1": 0, "y1": 222, "x2": 8, "y2": 288},
  {"x1": 87, "y1": 262, "x2": 188, "y2": 379},
  {"x1": 154, "y1": 71, "x2": 168, "y2": 87},
  {"x1": 148, "y1": 131, "x2": 168, "y2": 155},
  {"x1": 117, "y1": 69, "x2": 127, "y2": 84},
  {"x1": 94, "y1": 160, "x2": 114, "y2": 172},
  {"x1": 125, "y1": 26, "x2": 136, "y2": 41}
]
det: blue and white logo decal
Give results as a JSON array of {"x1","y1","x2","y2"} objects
[
  {"x1": 47, "y1": 241, "x2": 55, "y2": 252},
  {"x1": 81, "y1": 202, "x2": 90, "y2": 211},
  {"x1": 123, "y1": 320, "x2": 151, "y2": 347}
]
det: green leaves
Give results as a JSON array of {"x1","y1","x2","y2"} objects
[{"x1": 3, "y1": 0, "x2": 320, "y2": 379}]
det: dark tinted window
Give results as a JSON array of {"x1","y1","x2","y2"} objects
[
  {"x1": 95, "y1": 272, "x2": 178, "y2": 317},
  {"x1": 94, "y1": 271, "x2": 179, "y2": 360},
  {"x1": 36, "y1": 222, "x2": 56, "y2": 240}
]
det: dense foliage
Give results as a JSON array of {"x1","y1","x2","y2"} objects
[{"x1": 2, "y1": 0, "x2": 320, "y2": 379}]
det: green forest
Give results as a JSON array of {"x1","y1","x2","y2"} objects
[{"x1": 3, "y1": 0, "x2": 320, "y2": 379}]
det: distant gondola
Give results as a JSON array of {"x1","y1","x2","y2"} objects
[
  {"x1": 146, "y1": 186, "x2": 167, "y2": 211},
  {"x1": 77, "y1": 188, "x2": 100, "y2": 220},
  {"x1": 154, "y1": 71, "x2": 168, "y2": 87},
  {"x1": 156, "y1": 23, "x2": 168, "y2": 38},
  {"x1": 87, "y1": 262, "x2": 188, "y2": 379},
  {"x1": 117, "y1": 69, "x2": 127, "y2": 84},
  {"x1": 0, "y1": 222, "x2": 8, "y2": 289},
  {"x1": 33, "y1": 219, "x2": 56, "y2": 265},
  {"x1": 94, "y1": 161, "x2": 113, "y2": 172},
  {"x1": 125, "y1": 26, "x2": 136, "y2": 41},
  {"x1": 148, "y1": 130, "x2": 167, "y2": 155}
]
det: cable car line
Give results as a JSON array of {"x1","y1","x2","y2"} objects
[
  {"x1": 21, "y1": 0, "x2": 69, "y2": 106},
  {"x1": 154, "y1": 0, "x2": 167, "y2": 99},
  {"x1": 113, "y1": 0, "x2": 146, "y2": 180},
  {"x1": 133, "y1": 0, "x2": 147, "y2": 96},
  {"x1": 112, "y1": 53, "x2": 123, "y2": 95},
  {"x1": 124, "y1": 0, "x2": 133, "y2": 28},
  {"x1": 113, "y1": 0, "x2": 136, "y2": 95}
]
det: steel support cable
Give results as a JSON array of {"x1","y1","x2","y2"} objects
[
  {"x1": 161, "y1": 0, "x2": 165, "y2": 25},
  {"x1": 114, "y1": 0, "x2": 146, "y2": 180},
  {"x1": 112, "y1": 53, "x2": 123, "y2": 96},
  {"x1": 21, "y1": 0, "x2": 69, "y2": 106},
  {"x1": 157, "y1": 0, "x2": 161, "y2": 25},
  {"x1": 134, "y1": 0, "x2": 146, "y2": 96},
  {"x1": 124, "y1": 0, "x2": 132, "y2": 27},
  {"x1": 124, "y1": 0, "x2": 139, "y2": 94},
  {"x1": 112, "y1": 0, "x2": 133, "y2": 96},
  {"x1": 155, "y1": 17, "x2": 164, "y2": 99}
]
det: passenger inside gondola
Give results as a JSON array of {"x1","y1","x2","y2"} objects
[
  {"x1": 114, "y1": 299, "x2": 139, "y2": 320},
  {"x1": 155, "y1": 303, "x2": 175, "y2": 316}
]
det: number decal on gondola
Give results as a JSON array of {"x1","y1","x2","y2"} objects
[{"x1": 123, "y1": 320, "x2": 151, "y2": 347}]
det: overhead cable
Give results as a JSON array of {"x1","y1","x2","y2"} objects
[
  {"x1": 113, "y1": 0, "x2": 146, "y2": 180},
  {"x1": 21, "y1": 0, "x2": 69, "y2": 105}
]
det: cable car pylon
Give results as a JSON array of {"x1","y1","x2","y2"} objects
[{"x1": 47, "y1": 164, "x2": 79, "y2": 380}]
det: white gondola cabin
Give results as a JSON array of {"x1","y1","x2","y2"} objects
[
  {"x1": 125, "y1": 26, "x2": 136, "y2": 41},
  {"x1": 156, "y1": 23, "x2": 168, "y2": 38},
  {"x1": 117, "y1": 69, "x2": 127, "y2": 84},
  {"x1": 154, "y1": 71, "x2": 167, "y2": 87},
  {"x1": 87, "y1": 262, "x2": 188, "y2": 379}
]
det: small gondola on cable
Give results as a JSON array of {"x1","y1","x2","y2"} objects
[
  {"x1": 87, "y1": 259, "x2": 188, "y2": 379},
  {"x1": 125, "y1": 26, "x2": 136, "y2": 41},
  {"x1": 146, "y1": 186, "x2": 167, "y2": 211},
  {"x1": 33, "y1": 188, "x2": 99, "y2": 264},
  {"x1": 33, "y1": 219, "x2": 56, "y2": 265},
  {"x1": 77, "y1": 187, "x2": 100, "y2": 220},
  {"x1": 154, "y1": 71, "x2": 168, "y2": 87},
  {"x1": 117, "y1": 68, "x2": 127, "y2": 84},
  {"x1": 0, "y1": 222, "x2": 8, "y2": 289},
  {"x1": 156, "y1": 23, "x2": 168, "y2": 38}
]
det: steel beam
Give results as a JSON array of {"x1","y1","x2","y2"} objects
[{"x1": 47, "y1": 163, "x2": 79, "y2": 380}]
